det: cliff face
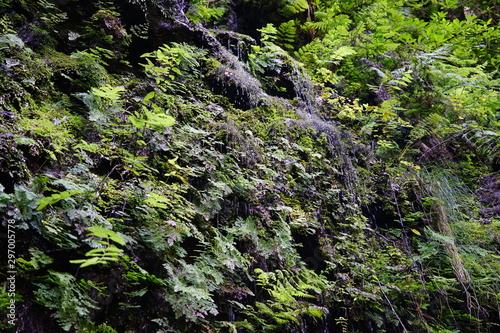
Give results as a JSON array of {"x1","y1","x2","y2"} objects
[{"x1": 1, "y1": 1, "x2": 500, "y2": 332}]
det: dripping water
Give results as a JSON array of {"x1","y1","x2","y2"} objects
[{"x1": 281, "y1": 56, "x2": 364, "y2": 206}]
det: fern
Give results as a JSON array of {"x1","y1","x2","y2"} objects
[
  {"x1": 92, "y1": 85, "x2": 126, "y2": 100},
  {"x1": 70, "y1": 226, "x2": 126, "y2": 268},
  {"x1": 294, "y1": 41, "x2": 319, "y2": 65},
  {"x1": 186, "y1": 0, "x2": 227, "y2": 24},
  {"x1": 409, "y1": 113, "x2": 451, "y2": 141},
  {"x1": 208, "y1": 227, "x2": 251, "y2": 271},
  {"x1": 248, "y1": 268, "x2": 329, "y2": 330},
  {"x1": 462, "y1": 126, "x2": 500, "y2": 166},
  {"x1": 34, "y1": 271, "x2": 100, "y2": 331},
  {"x1": 303, "y1": 6, "x2": 351, "y2": 34},
  {"x1": 129, "y1": 22, "x2": 149, "y2": 39},
  {"x1": 329, "y1": 46, "x2": 357, "y2": 64},
  {"x1": 162, "y1": 260, "x2": 220, "y2": 321},
  {"x1": 279, "y1": 0, "x2": 309, "y2": 17},
  {"x1": 128, "y1": 106, "x2": 175, "y2": 129},
  {"x1": 257, "y1": 23, "x2": 279, "y2": 44},
  {"x1": 36, "y1": 189, "x2": 82, "y2": 211},
  {"x1": 141, "y1": 42, "x2": 207, "y2": 93},
  {"x1": 278, "y1": 20, "x2": 298, "y2": 50},
  {"x1": 395, "y1": 113, "x2": 450, "y2": 161},
  {"x1": 17, "y1": 248, "x2": 54, "y2": 272}
]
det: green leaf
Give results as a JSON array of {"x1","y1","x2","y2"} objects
[
  {"x1": 145, "y1": 111, "x2": 175, "y2": 127},
  {"x1": 36, "y1": 190, "x2": 82, "y2": 211},
  {"x1": 145, "y1": 192, "x2": 169, "y2": 209},
  {"x1": 86, "y1": 226, "x2": 126, "y2": 245},
  {"x1": 69, "y1": 259, "x2": 87, "y2": 264},
  {"x1": 92, "y1": 85, "x2": 126, "y2": 100},
  {"x1": 85, "y1": 248, "x2": 107, "y2": 256},
  {"x1": 79, "y1": 257, "x2": 101, "y2": 268},
  {"x1": 330, "y1": 46, "x2": 357, "y2": 62},
  {"x1": 411, "y1": 229, "x2": 421, "y2": 236},
  {"x1": 143, "y1": 91, "x2": 155, "y2": 102}
]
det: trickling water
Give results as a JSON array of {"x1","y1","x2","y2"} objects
[
  {"x1": 288, "y1": 60, "x2": 317, "y2": 114},
  {"x1": 273, "y1": 52, "x2": 366, "y2": 206},
  {"x1": 211, "y1": 46, "x2": 267, "y2": 109},
  {"x1": 177, "y1": 20, "x2": 366, "y2": 205},
  {"x1": 236, "y1": 40, "x2": 244, "y2": 61},
  {"x1": 290, "y1": 110, "x2": 363, "y2": 206}
]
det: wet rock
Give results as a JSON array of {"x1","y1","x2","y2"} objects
[
  {"x1": 0, "y1": 133, "x2": 29, "y2": 193},
  {"x1": 477, "y1": 172, "x2": 500, "y2": 216}
]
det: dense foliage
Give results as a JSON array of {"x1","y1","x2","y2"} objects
[{"x1": 1, "y1": 0, "x2": 499, "y2": 332}]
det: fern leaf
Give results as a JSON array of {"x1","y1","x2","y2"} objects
[
  {"x1": 279, "y1": 0, "x2": 309, "y2": 17},
  {"x1": 278, "y1": 20, "x2": 298, "y2": 50},
  {"x1": 92, "y1": 85, "x2": 126, "y2": 100}
]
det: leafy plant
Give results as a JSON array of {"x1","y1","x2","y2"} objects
[
  {"x1": 141, "y1": 43, "x2": 208, "y2": 93},
  {"x1": 70, "y1": 226, "x2": 126, "y2": 268},
  {"x1": 34, "y1": 271, "x2": 100, "y2": 331},
  {"x1": 36, "y1": 189, "x2": 82, "y2": 211},
  {"x1": 279, "y1": 0, "x2": 309, "y2": 18},
  {"x1": 245, "y1": 268, "x2": 329, "y2": 331}
]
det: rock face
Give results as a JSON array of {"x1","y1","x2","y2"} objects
[
  {"x1": 2, "y1": 1, "x2": 500, "y2": 332},
  {"x1": 478, "y1": 173, "x2": 500, "y2": 216}
]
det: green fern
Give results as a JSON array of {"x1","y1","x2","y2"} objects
[
  {"x1": 128, "y1": 106, "x2": 175, "y2": 129},
  {"x1": 129, "y1": 22, "x2": 149, "y2": 39},
  {"x1": 294, "y1": 41, "x2": 318, "y2": 64},
  {"x1": 257, "y1": 23, "x2": 279, "y2": 44},
  {"x1": 187, "y1": 0, "x2": 227, "y2": 24},
  {"x1": 330, "y1": 46, "x2": 357, "y2": 64},
  {"x1": 162, "y1": 259, "x2": 221, "y2": 322},
  {"x1": 70, "y1": 226, "x2": 126, "y2": 268},
  {"x1": 36, "y1": 189, "x2": 82, "y2": 211},
  {"x1": 247, "y1": 268, "x2": 329, "y2": 330},
  {"x1": 278, "y1": 20, "x2": 298, "y2": 50},
  {"x1": 92, "y1": 85, "x2": 126, "y2": 101},
  {"x1": 34, "y1": 271, "x2": 100, "y2": 331},
  {"x1": 303, "y1": 5, "x2": 350, "y2": 33},
  {"x1": 279, "y1": 0, "x2": 309, "y2": 17},
  {"x1": 462, "y1": 126, "x2": 500, "y2": 166},
  {"x1": 141, "y1": 42, "x2": 207, "y2": 93}
]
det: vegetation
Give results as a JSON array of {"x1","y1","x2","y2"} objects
[{"x1": 1, "y1": 0, "x2": 499, "y2": 332}]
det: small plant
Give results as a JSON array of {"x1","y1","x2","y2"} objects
[
  {"x1": 246, "y1": 268, "x2": 329, "y2": 330},
  {"x1": 70, "y1": 226, "x2": 126, "y2": 268},
  {"x1": 34, "y1": 271, "x2": 100, "y2": 331},
  {"x1": 36, "y1": 190, "x2": 82, "y2": 211}
]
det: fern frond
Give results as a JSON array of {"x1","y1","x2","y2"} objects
[
  {"x1": 278, "y1": 20, "x2": 298, "y2": 50},
  {"x1": 294, "y1": 42, "x2": 318, "y2": 64},
  {"x1": 463, "y1": 127, "x2": 500, "y2": 165},
  {"x1": 130, "y1": 22, "x2": 150, "y2": 39},
  {"x1": 249, "y1": 267, "x2": 329, "y2": 329},
  {"x1": 279, "y1": 0, "x2": 309, "y2": 17},
  {"x1": 304, "y1": 7, "x2": 350, "y2": 33},
  {"x1": 417, "y1": 45, "x2": 452, "y2": 65}
]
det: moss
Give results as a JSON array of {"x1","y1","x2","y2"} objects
[
  {"x1": 0, "y1": 132, "x2": 30, "y2": 192},
  {"x1": 0, "y1": 36, "x2": 53, "y2": 97}
]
